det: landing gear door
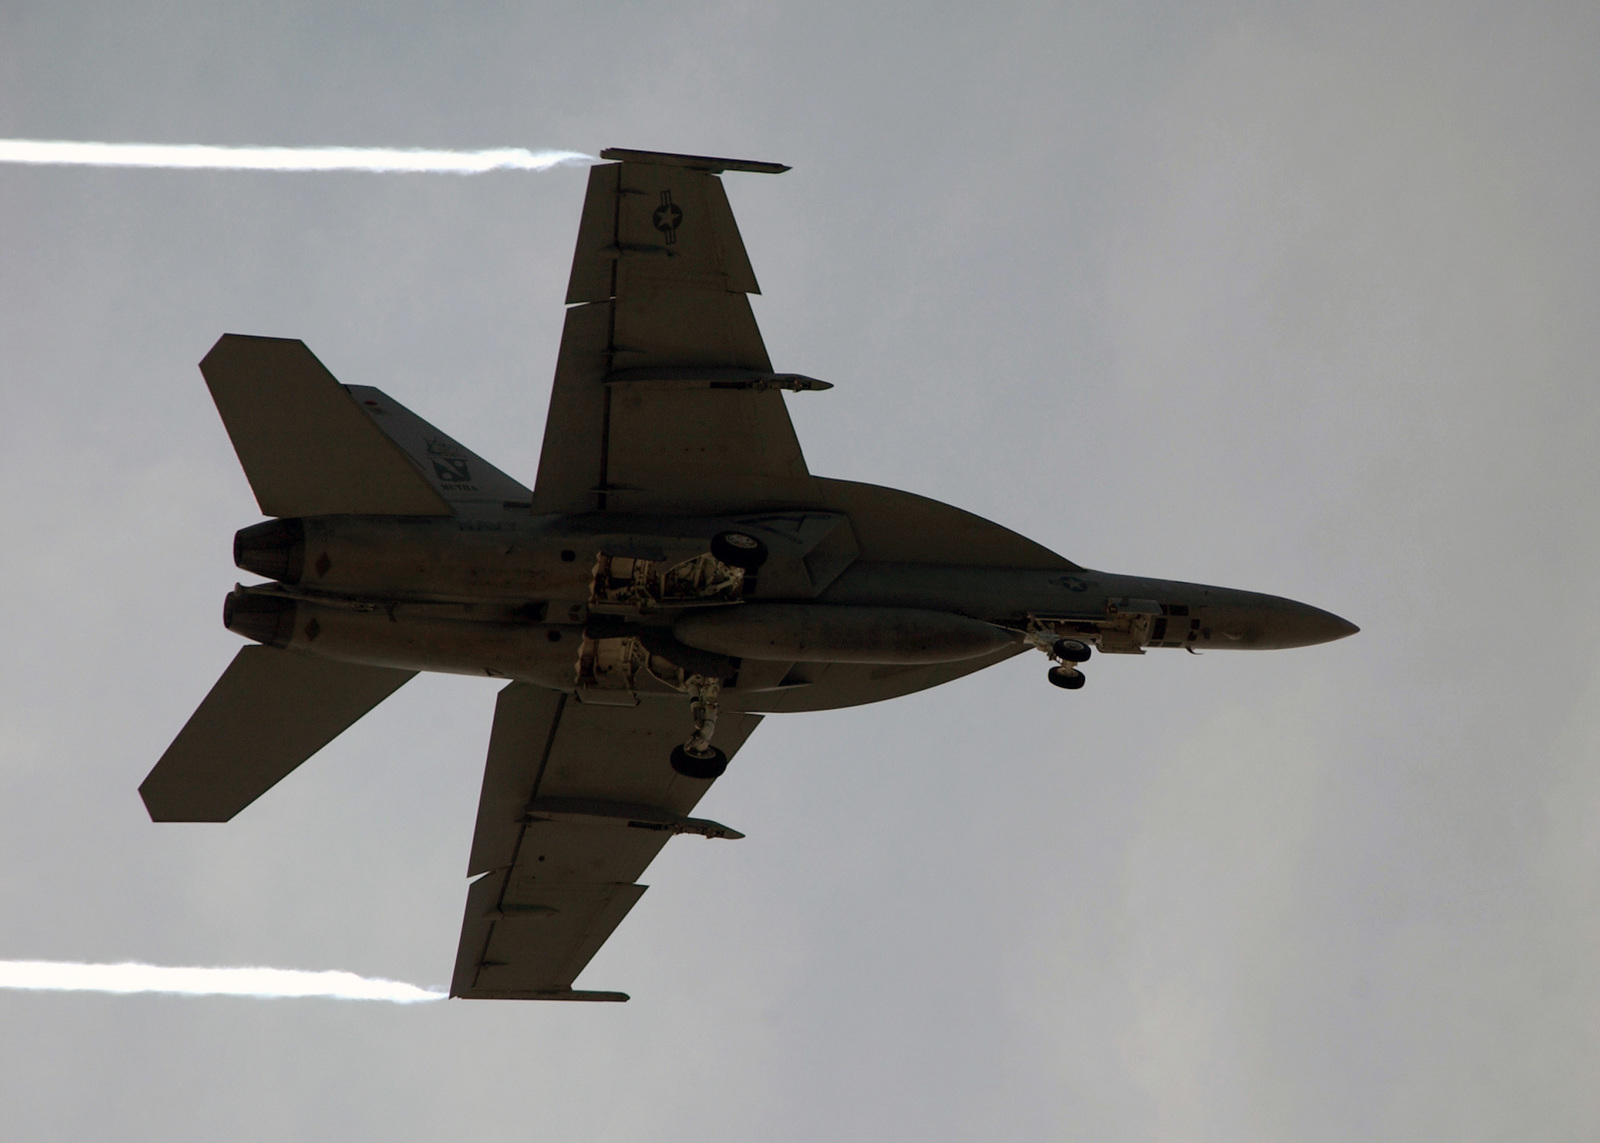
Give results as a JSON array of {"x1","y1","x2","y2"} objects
[{"x1": 724, "y1": 512, "x2": 859, "y2": 598}]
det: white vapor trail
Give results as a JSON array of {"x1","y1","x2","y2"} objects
[
  {"x1": 0, "y1": 960, "x2": 445, "y2": 1003},
  {"x1": 0, "y1": 138, "x2": 594, "y2": 174}
]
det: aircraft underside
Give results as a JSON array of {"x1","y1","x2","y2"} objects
[{"x1": 139, "y1": 147, "x2": 1355, "y2": 1001}]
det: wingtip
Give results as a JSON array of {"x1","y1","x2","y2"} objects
[
  {"x1": 598, "y1": 147, "x2": 789, "y2": 175},
  {"x1": 449, "y1": 988, "x2": 631, "y2": 1002}
]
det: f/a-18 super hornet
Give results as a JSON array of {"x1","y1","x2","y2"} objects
[{"x1": 139, "y1": 147, "x2": 1357, "y2": 1001}]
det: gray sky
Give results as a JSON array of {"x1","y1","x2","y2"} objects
[{"x1": 3, "y1": 2, "x2": 1598, "y2": 1139}]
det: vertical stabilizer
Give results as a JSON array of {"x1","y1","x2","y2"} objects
[
  {"x1": 344, "y1": 385, "x2": 531, "y2": 508},
  {"x1": 201, "y1": 334, "x2": 454, "y2": 518}
]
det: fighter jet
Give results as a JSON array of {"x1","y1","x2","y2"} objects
[{"x1": 139, "y1": 147, "x2": 1357, "y2": 1001}]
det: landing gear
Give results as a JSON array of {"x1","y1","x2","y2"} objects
[
  {"x1": 670, "y1": 676, "x2": 728, "y2": 779},
  {"x1": 671, "y1": 743, "x2": 729, "y2": 779},
  {"x1": 1052, "y1": 638, "x2": 1091, "y2": 663},
  {"x1": 710, "y1": 531, "x2": 769, "y2": 571},
  {"x1": 1047, "y1": 665, "x2": 1087, "y2": 690},
  {"x1": 1025, "y1": 623, "x2": 1094, "y2": 690}
]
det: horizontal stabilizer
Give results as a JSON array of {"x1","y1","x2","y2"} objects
[
  {"x1": 140, "y1": 646, "x2": 414, "y2": 822},
  {"x1": 201, "y1": 334, "x2": 454, "y2": 518}
]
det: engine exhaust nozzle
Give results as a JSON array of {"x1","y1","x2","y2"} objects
[
  {"x1": 234, "y1": 519, "x2": 305, "y2": 583},
  {"x1": 223, "y1": 590, "x2": 297, "y2": 647}
]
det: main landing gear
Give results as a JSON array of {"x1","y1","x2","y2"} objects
[
  {"x1": 709, "y1": 530, "x2": 768, "y2": 571},
  {"x1": 670, "y1": 676, "x2": 728, "y2": 779},
  {"x1": 668, "y1": 533, "x2": 769, "y2": 780},
  {"x1": 1043, "y1": 636, "x2": 1092, "y2": 690}
]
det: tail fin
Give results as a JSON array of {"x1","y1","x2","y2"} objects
[
  {"x1": 203, "y1": 331, "x2": 528, "y2": 515},
  {"x1": 139, "y1": 646, "x2": 413, "y2": 821},
  {"x1": 343, "y1": 384, "x2": 531, "y2": 509},
  {"x1": 203, "y1": 334, "x2": 451, "y2": 517},
  {"x1": 202, "y1": 333, "x2": 532, "y2": 517}
]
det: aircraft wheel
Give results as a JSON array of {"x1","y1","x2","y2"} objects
[
  {"x1": 1047, "y1": 665, "x2": 1087, "y2": 690},
  {"x1": 1052, "y1": 638, "x2": 1092, "y2": 663},
  {"x1": 710, "y1": 531, "x2": 768, "y2": 570},
  {"x1": 671, "y1": 744, "x2": 729, "y2": 779}
]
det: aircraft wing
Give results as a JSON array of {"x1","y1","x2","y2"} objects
[
  {"x1": 532, "y1": 148, "x2": 825, "y2": 516},
  {"x1": 451, "y1": 683, "x2": 761, "y2": 1001}
]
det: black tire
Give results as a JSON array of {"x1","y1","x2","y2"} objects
[
  {"x1": 671, "y1": 744, "x2": 729, "y2": 779},
  {"x1": 710, "y1": 531, "x2": 768, "y2": 570},
  {"x1": 1047, "y1": 665, "x2": 1087, "y2": 690},
  {"x1": 1052, "y1": 638, "x2": 1092, "y2": 663}
]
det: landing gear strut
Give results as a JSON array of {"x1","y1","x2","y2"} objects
[{"x1": 670, "y1": 676, "x2": 728, "y2": 779}]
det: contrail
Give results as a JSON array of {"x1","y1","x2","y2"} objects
[
  {"x1": 0, "y1": 138, "x2": 594, "y2": 174},
  {"x1": 0, "y1": 959, "x2": 444, "y2": 1003}
]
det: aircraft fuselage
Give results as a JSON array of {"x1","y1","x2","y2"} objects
[{"x1": 226, "y1": 506, "x2": 1356, "y2": 713}]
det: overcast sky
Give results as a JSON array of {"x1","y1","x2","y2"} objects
[{"x1": 3, "y1": 3, "x2": 1599, "y2": 1139}]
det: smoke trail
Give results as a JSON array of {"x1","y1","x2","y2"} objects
[
  {"x1": 0, "y1": 139, "x2": 594, "y2": 174},
  {"x1": 0, "y1": 960, "x2": 444, "y2": 1003}
]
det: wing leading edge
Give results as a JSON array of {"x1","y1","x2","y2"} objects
[{"x1": 451, "y1": 683, "x2": 761, "y2": 1000}]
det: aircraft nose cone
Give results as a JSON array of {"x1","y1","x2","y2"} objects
[
  {"x1": 1197, "y1": 594, "x2": 1359, "y2": 650},
  {"x1": 1278, "y1": 601, "x2": 1359, "y2": 648}
]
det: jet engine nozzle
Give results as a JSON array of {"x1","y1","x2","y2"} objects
[
  {"x1": 673, "y1": 604, "x2": 1019, "y2": 665},
  {"x1": 234, "y1": 518, "x2": 305, "y2": 583},
  {"x1": 223, "y1": 590, "x2": 297, "y2": 647}
]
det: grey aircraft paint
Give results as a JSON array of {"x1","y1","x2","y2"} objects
[{"x1": 139, "y1": 147, "x2": 1355, "y2": 1000}]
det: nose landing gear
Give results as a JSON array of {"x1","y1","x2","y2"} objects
[
  {"x1": 1047, "y1": 664, "x2": 1087, "y2": 690},
  {"x1": 670, "y1": 676, "x2": 729, "y2": 779},
  {"x1": 1027, "y1": 626, "x2": 1093, "y2": 690},
  {"x1": 1052, "y1": 638, "x2": 1092, "y2": 663}
]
